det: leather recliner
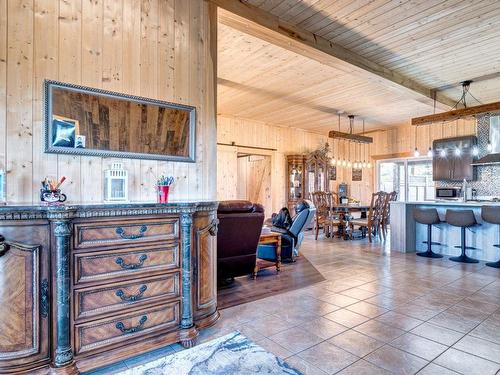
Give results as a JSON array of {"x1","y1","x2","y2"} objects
[
  {"x1": 217, "y1": 200, "x2": 265, "y2": 282},
  {"x1": 258, "y1": 199, "x2": 316, "y2": 262}
]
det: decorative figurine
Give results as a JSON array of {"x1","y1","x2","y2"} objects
[{"x1": 40, "y1": 176, "x2": 67, "y2": 204}]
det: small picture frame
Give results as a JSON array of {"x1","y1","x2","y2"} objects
[
  {"x1": 51, "y1": 115, "x2": 79, "y2": 148},
  {"x1": 352, "y1": 168, "x2": 363, "y2": 182},
  {"x1": 53, "y1": 115, "x2": 80, "y2": 133},
  {"x1": 75, "y1": 135, "x2": 86, "y2": 148}
]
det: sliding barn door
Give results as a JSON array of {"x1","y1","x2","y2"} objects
[{"x1": 238, "y1": 155, "x2": 272, "y2": 216}]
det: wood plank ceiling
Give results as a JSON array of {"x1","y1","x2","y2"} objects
[{"x1": 217, "y1": 0, "x2": 500, "y2": 133}]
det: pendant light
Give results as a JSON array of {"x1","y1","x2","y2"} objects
[
  {"x1": 331, "y1": 114, "x2": 341, "y2": 166},
  {"x1": 353, "y1": 143, "x2": 357, "y2": 169},
  {"x1": 472, "y1": 146, "x2": 479, "y2": 156},
  {"x1": 454, "y1": 119, "x2": 462, "y2": 157},
  {"x1": 367, "y1": 142, "x2": 372, "y2": 168},
  {"x1": 347, "y1": 115, "x2": 353, "y2": 167},
  {"x1": 426, "y1": 125, "x2": 432, "y2": 157},
  {"x1": 347, "y1": 141, "x2": 352, "y2": 168},
  {"x1": 427, "y1": 95, "x2": 436, "y2": 157},
  {"x1": 341, "y1": 140, "x2": 346, "y2": 167},
  {"x1": 354, "y1": 143, "x2": 359, "y2": 169},
  {"x1": 413, "y1": 124, "x2": 420, "y2": 157},
  {"x1": 362, "y1": 120, "x2": 367, "y2": 168}
]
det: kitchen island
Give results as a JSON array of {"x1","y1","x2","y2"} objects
[{"x1": 390, "y1": 200, "x2": 500, "y2": 262}]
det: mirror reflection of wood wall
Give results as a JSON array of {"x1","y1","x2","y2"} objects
[{"x1": 51, "y1": 88, "x2": 190, "y2": 156}]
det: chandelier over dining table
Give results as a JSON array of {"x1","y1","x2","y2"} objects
[{"x1": 328, "y1": 113, "x2": 373, "y2": 169}]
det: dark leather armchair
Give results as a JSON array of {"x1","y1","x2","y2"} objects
[
  {"x1": 217, "y1": 200, "x2": 265, "y2": 282},
  {"x1": 259, "y1": 200, "x2": 316, "y2": 262}
]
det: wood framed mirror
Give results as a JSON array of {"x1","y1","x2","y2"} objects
[{"x1": 43, "y1": 80, "x2": 196, "y2": 162}]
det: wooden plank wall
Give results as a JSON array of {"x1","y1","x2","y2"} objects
[
  {"x1": 217, "y1": 115, "x2": 476, "y2": 212},
  {"x1": 217, "y1": 114, "x2": 375, "y2": 211},
  {"x1": 0, "y1": 0, "x2": 217, "y2": 204}
]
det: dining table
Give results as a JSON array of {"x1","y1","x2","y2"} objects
[
  {"x1": 331, "y1": 203, "x2": 370, "y2": 218},
  {"x1": 328, "y1": 203, "x2": 370, "y2": 239}
]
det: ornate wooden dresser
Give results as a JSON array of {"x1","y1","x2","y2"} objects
[{"x1": 0, "y1": 202, "x2": 219, "y2": 374}]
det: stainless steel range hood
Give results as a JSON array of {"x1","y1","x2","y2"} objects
[{"x1": 472, "y1": 115, "x2": 500, "y2": 165}]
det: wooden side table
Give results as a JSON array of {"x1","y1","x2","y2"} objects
[{"x1": 253, "y1": 232, "x2": 282, "y2": 278}]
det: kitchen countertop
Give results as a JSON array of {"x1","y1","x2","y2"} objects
[{"x1": 391, "y1": 200, "x2": 500, "y2": 207}]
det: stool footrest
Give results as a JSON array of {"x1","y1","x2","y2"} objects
[
  {"x1": 486, "y1": 260, "x2": 500, "y2": 268},
  {"x1": 450, "y1": 255, "x2": 479, "y2": 263},
  {"x1": 423, "y1": 241, "x2": 442, "y2": 246},
  {"x1": 454, "y1": 245, "x2": 479, "y2": 250},
  {"x1": 417, "y1": 251, "x2": 443, "y2": 258},
  {"x1": 494, "y1": 244, "x2": 500, "y2": 248}
]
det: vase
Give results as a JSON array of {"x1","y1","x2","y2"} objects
[{"x1": 157, "y1": 185, "x2": 170, "y2": 204}]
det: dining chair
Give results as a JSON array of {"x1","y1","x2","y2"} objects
[
  {"x1": 326, "y1": 191, "x2": 338, "y2": 206},
  {"x1": 311, "y1": 191, "x2": 342, "y2": 239},
  {"x1": 381, "y1": 191, "x2": 398, "y2": 240},
  {"x1": 349, "y1": 191, "x2": 387, "y2": 242}
]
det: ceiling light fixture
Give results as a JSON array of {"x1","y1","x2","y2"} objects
[
  {"x1": 413, "y1": 124, "x2": 419, "y2": 157},
  {"x1": 329, "y1": 115, "x2": 373, "y2": 144}
]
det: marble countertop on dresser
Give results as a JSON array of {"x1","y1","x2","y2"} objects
[{"x1": 0, "y1": 200, "x2": 219, "y2": 220}]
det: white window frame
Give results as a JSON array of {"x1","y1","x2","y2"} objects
[{"x1": 376, "y1": 156, "x2": 433, "y2": 202}]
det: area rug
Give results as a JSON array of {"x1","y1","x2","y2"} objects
[
  {"x1": 217, "y1": 256, "x2": 325, "y2": 310},
  {"x1": 119, "y1": 332, "x2": 303, "y2": 375}
]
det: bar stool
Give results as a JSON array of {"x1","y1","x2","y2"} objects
[
  {"x1": 414, "y1": 208, "x2": 443, "y2": 258},
  {"x1": 445, "y1": 209, "x2": 479, "y2": 263},
  {"x1": 481, "y1": 206, "x2": 500, "y2": 268}
]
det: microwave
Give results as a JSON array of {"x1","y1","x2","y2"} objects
[{"x1": 435, "y1": 187, "x2": 461, "y2": 200}]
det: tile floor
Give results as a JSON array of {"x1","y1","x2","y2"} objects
[{"x1": 86, "y1": 233, "x2": 500, "y2": 375}]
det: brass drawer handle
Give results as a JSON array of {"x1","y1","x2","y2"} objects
[
  {"x1": 115, "y1": 225, "x2": 147, "y2": 240},
  {"x1": 116, "y1": 285, "x2": 147, "y2": 302},
  {"x1": 115, "y1": 315, "x2": 147, "y2": 334},
  {"x1": 115, "y1": 254, "x2": 147, "y2": 270}
]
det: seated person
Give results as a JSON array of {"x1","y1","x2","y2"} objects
[{"x1": 259, "y1": 200, "x2": 315, "y2": 262}]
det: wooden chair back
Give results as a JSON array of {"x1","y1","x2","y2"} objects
[
  {"x1": 326, "y1": 191, "x2": 338, "y2": 207},
  {"x1": 382, "y1": 191, "x2": 398, "y2": 224},
  {"x1": 367, "y1": 191, "x2": 387, "y2": 227},
  {"x1": 311, "y1": 191, "x2": 330, "y2": 222}
]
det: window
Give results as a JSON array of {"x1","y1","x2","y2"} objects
[
  {"x1": 378, "y1": 160, "x2": 405, "y2": 201},
  {"x1": 407, "y1": 160, "x2": 435, "y2": 201},
  {"x1": 377, "y1": 158, "x2": 434, "y2": 202}
]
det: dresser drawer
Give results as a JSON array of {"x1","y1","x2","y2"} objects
[
  {"x1": 74, "y1": 244, "x2": 179, "y2": 284},
  {"x1": 73, "y1": 217, "x2": 179, "y2": 250},
  {"x1": 74, "y1": 302, "x2": 180, "y2": 356},
  {"x1": 74, "y1": 273, "x2": 180, "y2": 321}
]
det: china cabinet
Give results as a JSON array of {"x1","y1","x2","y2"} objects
[{"x1": 287, "y1": 145, "x2": 335, "y2": 213}]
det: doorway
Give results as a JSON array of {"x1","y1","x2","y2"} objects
[{"x1": 237, "y1": 153, "x2": 272, "y2": 215}]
